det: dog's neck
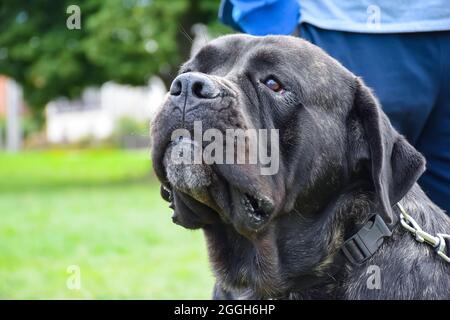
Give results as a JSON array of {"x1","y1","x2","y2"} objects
[
  {"x1": 204, "y1": 181, "x2": 382, "y2": 299},
  {"x1": 272, "y1": 183, "x2": 445, "y2": 299},
  {"x1": 205, "y1": 175, "x2": 449, "y2": 300},
  {"x1": 282, "y1": 183, "x2": 378, "y2": 299}
]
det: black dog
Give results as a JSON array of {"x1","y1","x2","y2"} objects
[{"x1": 151, "y1": 34, "x2": 450, "y2": 299}]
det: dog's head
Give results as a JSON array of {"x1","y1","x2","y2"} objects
[{"x1": 151, "y1": 34, "x2": 425, "y2": 238}]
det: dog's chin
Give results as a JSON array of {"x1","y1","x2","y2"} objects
[{"x1": 162, "y1": 138, "x2": 274, "y2": 237}]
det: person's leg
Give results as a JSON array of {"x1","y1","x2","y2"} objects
[
  {"x1": 299, "y1": 24, "x2": 440, "y2": 145},
  {"x1": 299, "y1": 24, "x2": 450, "y2": 214},
  {"x1": 415, "y1": 32, "x2": 450, "y2": 213}
]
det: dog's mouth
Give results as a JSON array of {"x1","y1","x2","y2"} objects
[
  {"x1": 160, "y1": 141, "x2": 274, "y2": 234},
  {"x1": 239, "y1": 191, "x2": 273, "y2": 229},
  {"x1": 243, "y1": 193, "x2": 267, "y2": 221}
]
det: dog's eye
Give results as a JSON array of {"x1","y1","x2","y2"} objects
[{"x1": 263, "y1": 77, "x2": 284, "y2": 93}]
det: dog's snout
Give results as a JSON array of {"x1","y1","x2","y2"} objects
[{"x1": 170, "y1": 72, "x2": 219, "y2": 100}]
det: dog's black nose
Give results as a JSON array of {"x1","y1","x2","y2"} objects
[{"x1": 170, "y1": 72, "x2": 219, "y2": 100}]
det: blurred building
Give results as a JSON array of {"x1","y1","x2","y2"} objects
[
  {"x1": 0, "y1": 76, "x2": 25, "y2": 151},
  {"x1": 45, "y1": 77, "x2": 166, "y2": 144},
  {"x1": 0, "y1": 76, "x2": 6, "y2": 116}
]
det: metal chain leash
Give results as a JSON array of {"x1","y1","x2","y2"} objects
[{"x1": 397, "y1": 203, "x2": 450, "y2": 263}]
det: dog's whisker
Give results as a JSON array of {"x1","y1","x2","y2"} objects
[{"x1": 178, "y1": 24, "x2": 193, "y2": 43}]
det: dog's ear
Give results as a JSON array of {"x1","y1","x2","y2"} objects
[{"x1": 351, "y1": 78, "x2": 426, "y2": 225}]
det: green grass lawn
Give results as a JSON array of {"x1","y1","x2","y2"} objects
[{"x1": 0, "y1": 149, "x2": 214, "y2": 299}]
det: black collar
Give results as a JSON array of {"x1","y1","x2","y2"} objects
[
  {"x1": 341, "y1": 214, "x2": 394, "y2": 265},
  {"x1": 291, "y1": 213, "x2": 396, "y2": 294}
]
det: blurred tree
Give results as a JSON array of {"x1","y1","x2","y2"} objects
[{"x1": 0, "y1": 0, "x2": 230, "y2": 112}]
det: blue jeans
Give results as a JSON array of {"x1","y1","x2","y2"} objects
[{"x1": 300, "y1": 23, "x2": 450, "y2": 214}]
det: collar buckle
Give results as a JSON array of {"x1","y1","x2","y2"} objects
[{"x1": 341, "y1": 214, "x2": 393, "y2": 265}]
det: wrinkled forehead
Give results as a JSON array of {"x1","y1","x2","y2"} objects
[
  {"x1": 184, "y1": 35, "x2": 308, "y2": 74},
  {"x1": 184, "y1": 35, "x2": 345, "y2": 78}
]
